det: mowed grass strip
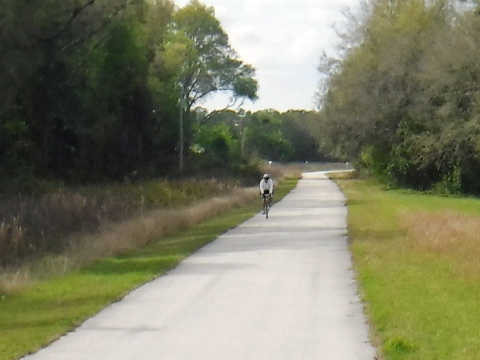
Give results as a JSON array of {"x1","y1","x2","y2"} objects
[
  {"x1": 336, "y1": 178, "x2": 480, "y2": 360},
  {"x1": 0, "y1": 178, "x2": 299, "y2": 360}
]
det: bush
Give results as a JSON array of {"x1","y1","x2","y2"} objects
[{"x1": 0, "y1": 178, "x2": 238, "y2": 267}]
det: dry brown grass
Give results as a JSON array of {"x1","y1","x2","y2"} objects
[
  {"x1": 402, "y1": 211, "x2": 480, "y2": 280},
  {"x1": 0, "y1": 178, "x2": 238, "y2": 267},
  {"x1": 0, "y1": 218, "x2": 26, "y2": 263},
  {"x1": 326, "y1": 170, "x2": 357, "y2": 180},
  {"x1": 0, "y1": 188, "x2": 257, "y2": 289},
  {"x1": 70, "y1": 187, "x2": 257, "y2": 263},
  {"x1": 263, "y1": 163, "x2": 302, "y2": 180}
]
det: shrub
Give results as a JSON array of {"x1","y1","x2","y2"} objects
[{"x1": 0, "y1": 178, "x2": 237, "y2": 267}]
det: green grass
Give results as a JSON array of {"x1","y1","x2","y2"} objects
[
  {"x1": 0, "y1": 177, "x2": 298, "y2": 360},
  {"x1": 337, "y1": 179, "x2": 480, "y2": 360}
]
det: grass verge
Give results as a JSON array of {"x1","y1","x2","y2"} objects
[
  {"x1": 0, "y1": 177, "x2": 298, "y2": 360},
  {"x1": 335, "y1": 177, "x2": 480, "y2": 360}
]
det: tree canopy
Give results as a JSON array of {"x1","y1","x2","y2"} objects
[
  {"x1": 0, "y1": 0, "x2": 261, "y2": 188},
  {"x1": 163, "y1": 0, "x2": 258, "y2": 110},
  {"x1": 159, "y1": 0, "x2": 258, "y2": 170},
  {"x1": 316, "y1": 0, "x2": 480, "y2": 195}
]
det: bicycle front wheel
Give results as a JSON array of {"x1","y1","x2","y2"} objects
[{"x1": 264, "y1": 200, "x2": 269, "y2": 219}]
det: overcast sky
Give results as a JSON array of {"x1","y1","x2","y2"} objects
[{"x1": 174, "y1": 0, "x2": 360, "y2": 112}]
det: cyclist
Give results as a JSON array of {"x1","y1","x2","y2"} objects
[{"x1": 259, "y1": 173, "x2": 274, "y2": 213}]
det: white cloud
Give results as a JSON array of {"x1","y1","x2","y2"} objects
[{"x1": 174, "y1": 0, "x2": 360, "y2": 112}]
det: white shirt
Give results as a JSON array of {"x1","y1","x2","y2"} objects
[{"x1": 259, "y1": 178, "x2": 274, "y2": 194}]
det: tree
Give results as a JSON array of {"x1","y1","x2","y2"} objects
[
  {"x1": 280, "y1": 111, "x2": 326, "y2": 162},
  {"x1": 316, "y1": 0, "x2": 462, "y2": 185},
  {"x1": 0, "y1": 0, "x2": 257, "y2": 185},
  {"x1": 160, "y1": 0, "x2": 258, "y2": 171},
  {"x1": 391, "y1": 7, "x2": 480, "y2": 193},
  {"x1": 316, "y1": 0, "x2": 480, "y2": 194},
  {"x1": 245, "y1": 110, "x2": 294, "y2": 161},
  {"x1": 0, "y1": 0, "x2": 153, "y2": 181}
]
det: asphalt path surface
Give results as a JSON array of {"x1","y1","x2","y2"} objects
[{"x1": 23, "y1": 172, "x2": 377, "y2": 360}]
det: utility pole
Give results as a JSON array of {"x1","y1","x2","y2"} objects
[
  {"x1": 179, "y1": 85, "x2": 185, "y2": 172},
  {"x1": 237, "y1": 109, "x2": 246, "y2": 158}
]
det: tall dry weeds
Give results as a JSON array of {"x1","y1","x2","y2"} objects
[
  {"x1": 0, "y1": 218, "x2": 26, "y2": 264},
  {"x1": 0, "y1": 188, "x2": 257, "y2": 290},
  {"x1": 402, "y1": 211, "x2": 480, "y2": 280},
  {"x1": 71, "y1": 187, "x2": 257, "y2": 262},
  {"x1": 0, "y1": 178, "x2": 237, "y2": 267},
  {"x1": 0, "y1": 192, "x2": 139, "y2": 265}
]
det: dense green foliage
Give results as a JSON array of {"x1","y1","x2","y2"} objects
[
  {"x1": 193, "y1": 108, "x2": 330, "y2": 164},
  {"x1": 317, "y1": 0, "x2": 480, "y2": 195},
  {"x1": 0, "y1": 0, "x2": 258, "y2": 185}
]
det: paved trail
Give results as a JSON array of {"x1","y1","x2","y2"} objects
[{"x1": 23, "y1": 172, "x2": 376, "y2": 360}]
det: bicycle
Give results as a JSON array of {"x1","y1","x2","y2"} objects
[{"x1": 262, "y1": 190, "x2": 272, "y2": 219}]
